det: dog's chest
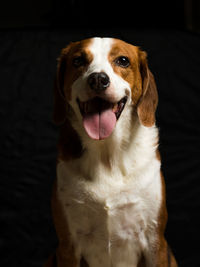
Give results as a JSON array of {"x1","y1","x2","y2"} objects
[{"x1": 57, "y1": 159, "x2": 161, "y2": 267}]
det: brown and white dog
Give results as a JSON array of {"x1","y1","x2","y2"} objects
[{"x1": 45, "y1": 37, "x2": 178, "y2": 267}]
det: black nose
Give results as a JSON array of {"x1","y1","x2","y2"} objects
[{"x1": 87, "y1": 72, "x2": 110, "y2": 92}]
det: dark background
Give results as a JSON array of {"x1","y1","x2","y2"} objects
[{"x1": 0, "y1": 0, "x2": 200, "y2": 266}]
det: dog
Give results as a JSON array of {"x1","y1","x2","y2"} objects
[{"x1": 45, "y1": 37, "x2": 178, "y2": 267}]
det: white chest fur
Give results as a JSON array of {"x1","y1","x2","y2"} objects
[{"x1": 57, "y1": 122, "x2": 162, "y2": 267}]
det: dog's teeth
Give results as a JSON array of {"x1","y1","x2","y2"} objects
[
  {"x1": 119, "y1": 102, "x2": 124, "y2": 110},
  {"x1": 112, "y1": 103, "x2": 118, "y2": 113}
]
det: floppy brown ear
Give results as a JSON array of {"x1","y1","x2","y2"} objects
[
  {"x1": 137, "y1": 51, "x2": 158, "y2": 127},
  {"x1": 53, "y1": 46, "x2": 71, "y2": 125}
]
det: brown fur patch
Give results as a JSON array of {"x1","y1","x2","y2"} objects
[
  {"x1": 156, "y1": 148, "x2": 161, "y2": 161},
  {"x1": 154, "y1": 171, "x2": 178, "y2": 266},
  {"x1": 137, "y1": 54, "x2": 158, "y2": 127},
  {"x1": 44, "y1": 182, "x2": 79, "y2": 267},
  {"x1": 57, "y1": 118, "x2": 83, "y2": 162},
  {"x1": 53, "y1": 38, "x2": 93, "y2": 125},
  {"x1": 59, "y1": 39, "x2": 94, "y2": 101},
  {"x1": 108, "y1": 39, "x2": 143, "y2": 106},
  {"x1": 108, "y1": 39, "x2": 158, "y2": 127}
]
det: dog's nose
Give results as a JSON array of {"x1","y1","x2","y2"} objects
[{"x1": 87, "y1": 72, "x2": 110, "y2": 92}]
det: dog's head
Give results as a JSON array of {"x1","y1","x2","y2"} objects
[{"x1": 54, "y1": 38, "x2": 158, "y2": 141}]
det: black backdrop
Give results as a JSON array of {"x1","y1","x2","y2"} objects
[{"x1": 0, "y1": 1, "x2": 200, "y2": 267}]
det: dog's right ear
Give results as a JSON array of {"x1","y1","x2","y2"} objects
[
  {"x1": 53, "y1": 45, "x2": 72, "y2": 125},
  {"x1": 137, "y1": 51, "x2": 158, "y2": 127}
]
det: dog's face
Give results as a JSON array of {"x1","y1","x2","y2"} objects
[{"x1": 54, "y1": 38, "x2": 158, "y2": 141}]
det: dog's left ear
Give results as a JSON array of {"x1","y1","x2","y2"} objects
[
  {"x1": 53, "y1": 45, "x2": 72, "y2": 125},
  {"x1": 137, "y1": 51, "x2": 158, "y2": 127}
]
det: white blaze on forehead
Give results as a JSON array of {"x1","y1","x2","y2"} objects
[
  {"x1": 88, "y1": 37, "x2": 113, "y2": 73},
  {"x1": 86, "y1": 37, "x2": 131, "y2": 100}
]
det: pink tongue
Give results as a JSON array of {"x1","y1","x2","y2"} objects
[{"x1": 83, "y1": 108, "x2": 116, "y2": 140}]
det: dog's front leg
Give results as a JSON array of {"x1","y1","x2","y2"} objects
[{"x1": 44, "y1": 182, "x2": 81, "y2": 267}]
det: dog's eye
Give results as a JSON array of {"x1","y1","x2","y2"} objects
[
  {"x1": 73, "y1": 56, "x2": 86, "y2": 67},
  {"x1": 115, "y1": 56, "x2": 130, "y2": 68}
]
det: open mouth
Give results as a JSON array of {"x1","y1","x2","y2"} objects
[{"x1": 77, "y1": 96, "x2": 127, "y2": 140}]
